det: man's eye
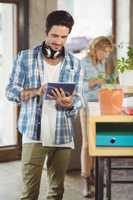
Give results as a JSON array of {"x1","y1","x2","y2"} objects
[
  {"x1": 52, "y1": 34, "x2": 58, "y2": 38},
  {"x1": 62, "y1": 36, "x2": 67, "y2": 39}
]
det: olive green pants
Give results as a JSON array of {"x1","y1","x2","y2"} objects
[{"x1": 20, "y1": 143, "x2": 71, "y2": 200}]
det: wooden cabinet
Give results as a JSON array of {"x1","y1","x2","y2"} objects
[{"x1": 88, "y1": 90, "x2": 133, "y2": 200}]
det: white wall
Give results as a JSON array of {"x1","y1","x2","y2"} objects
[
  {"x1": 116, "y1": 0, "x2": 130, "y2": 58},
  {"x1": 58, "y1": 0, "x2": 112, "y2": 39},
  {"x1": 29, "y1": 0, "x2": 58, "y2": 48}
]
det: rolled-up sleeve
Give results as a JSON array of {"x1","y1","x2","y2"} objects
[{"x1": 6, "y1": 52, "x2": 25, "y2": 103}]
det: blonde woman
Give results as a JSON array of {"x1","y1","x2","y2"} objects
[{"x1": 80, "y1": 36, "x2": 113, "y2": 198}]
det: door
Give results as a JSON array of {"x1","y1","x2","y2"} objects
[{"x1": 0, "y1": 0, "x2": 29, "y2": 162}]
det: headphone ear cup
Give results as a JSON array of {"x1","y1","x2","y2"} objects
[
  {"x1": 53, "y1": 51, "x2": 60, "y2": 58},
  {"x1": 45, "y1": 48, "x2": 51, "y2": 58},
  {"x1": 42, "y1": 42, "x2": 52, "y2": 58}
]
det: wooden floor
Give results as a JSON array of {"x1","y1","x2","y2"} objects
[{"x1": 0, "y1": 160, "x2": 133, "y2": 200}]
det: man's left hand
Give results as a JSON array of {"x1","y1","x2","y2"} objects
[{"x1": 50, "y1": 88, "x2": 73, "y2": 109}]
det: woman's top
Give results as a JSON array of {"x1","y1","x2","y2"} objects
[{"x1": 81, "y1": 56, "x2": 105, "y2": 104}]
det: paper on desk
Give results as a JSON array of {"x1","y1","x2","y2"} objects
[
  {"x1": 87, "y1": 102, "x2": 100, "y2": 116},
  {"x1": 123, "y1": 96, "x2": 133, "y2": 108}
]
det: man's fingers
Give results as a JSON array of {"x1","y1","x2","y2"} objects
[
  {"x1": 51, "y1": 88, "x2": 61, "y2": 97},
  {"x1": 59, "y1": 88, "x2": 65, "y2": 97},
  {"x1": 21, "y1": 91, "x2": 31, "y2": 101}
]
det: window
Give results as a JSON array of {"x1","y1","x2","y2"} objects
[
  {"x1": 0, "y1": 3, "x2": 17, "y2": 146},
  {"x1": 0, "y1": 0, "x2": 29, "y2": 161}
]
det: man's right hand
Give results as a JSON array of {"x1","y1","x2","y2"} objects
[
  {"x1": 37, "y1": 84, "x2": 47, "y2": 96},
  {"x1": 20, "y1": 84, "x2": 46, "y2": 101}
]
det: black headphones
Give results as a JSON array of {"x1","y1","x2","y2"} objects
[{"x1": 42, "y1": 41, "x2": 64, "y2": 59}]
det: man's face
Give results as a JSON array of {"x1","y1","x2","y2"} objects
[{"x1": 45, "y1": 25, "x2": 70, "y2": 51}]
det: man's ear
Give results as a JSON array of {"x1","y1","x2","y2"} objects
[{"x1": 44, "y1": 29, "x2": 48, "y2": 36}]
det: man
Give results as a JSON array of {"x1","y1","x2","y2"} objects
[{"x1": 6, "y1": 10, "x2": 82, "y2": 200}]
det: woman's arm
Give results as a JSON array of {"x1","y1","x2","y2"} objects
[{"x1": 88, "y1": 78, "x2": 105, "y2": 88}]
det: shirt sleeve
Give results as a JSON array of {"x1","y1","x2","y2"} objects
[
  {"x1": 66, "y1": 59, "x2": 84, "y2": 118},
  {"x1": 5, "y1": 52, "x2": 25, "y2": 103},
  {"x1": 81, "y1": 57, "x2": 97, "y2": 81}
]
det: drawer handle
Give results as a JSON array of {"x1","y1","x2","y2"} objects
[{"x1": 110, "y1": 138, "x2": 116, "y2": 144}]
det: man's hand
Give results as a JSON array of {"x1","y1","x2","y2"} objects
[
  {"x1": 50, "y1": 88, "x2": 73, "y2": 109},
  {"x1": 20, "y1": 84, "x2": 46, "y2": 101},
  {"x1": 37, "y1": 84, "x2": 47, "y2": 96}
]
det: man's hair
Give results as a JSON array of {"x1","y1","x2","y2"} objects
[{"x1": 45, "y1": 10, "x2": 74, "y2": 34}]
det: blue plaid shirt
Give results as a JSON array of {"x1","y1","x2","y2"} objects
[{"x1": 6, "y1": 44, "x2": 83, "y2": 144}]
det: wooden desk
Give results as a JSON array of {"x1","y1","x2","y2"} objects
[{"x1": 88, "y1": 112, "x2": 133, "y2": 200}]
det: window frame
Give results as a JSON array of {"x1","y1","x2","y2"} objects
[{"x1": 0, "y1": 0, "x2": 29, "y2": 162}]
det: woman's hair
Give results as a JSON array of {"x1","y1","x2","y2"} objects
[
  {"x1": 89, "y1": 36, "x2": 113, "y2": 65},
  {"x1": 45, "y1": 10, "x2": 74, "y2": 34}
]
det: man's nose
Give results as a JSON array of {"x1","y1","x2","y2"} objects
[{"x1": 56, "y1": 37, "x2": 64, "y2": 44}]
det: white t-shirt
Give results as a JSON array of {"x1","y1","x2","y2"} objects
[{"x1": 23, "y1": 60, "x2": 74, "y2": 148}]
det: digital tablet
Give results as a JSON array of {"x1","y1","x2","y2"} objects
[{"x1": 44, "y1": 82, "x2": 76, "y2": 100}]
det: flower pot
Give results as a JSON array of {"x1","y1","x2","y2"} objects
[
  {"x1": 99, "y1": 88, "x2": 123, "y2": 114},
  {"x1": 119, "y1": 70, "x2": 133, "y2": 86}
]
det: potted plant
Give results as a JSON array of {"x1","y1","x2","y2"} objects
[
  {"x1": 98, "y1": 73, "x2": 123, "y2": 115},
  {"x1": 116, "y1": 47, "x2": 133, "y2": 86}
]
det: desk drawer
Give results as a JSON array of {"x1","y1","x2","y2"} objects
[
  {"x1": 96, "y1": 122, "x2": 133, "y2": 147},
  {"x1": 96, "y1": 132, "x2": 133, "y2": 147}
]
